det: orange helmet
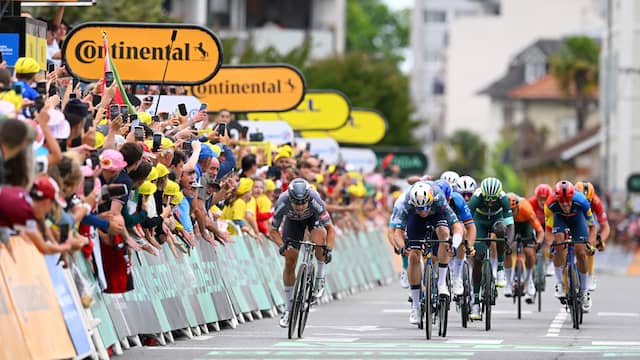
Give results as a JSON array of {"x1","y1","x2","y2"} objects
[
  {"x1": 575, "y1": 181, "x2": 595, "y2": 202},
  {"x1": 506, "y1": 192, "x2": 520, "y2": 209}
]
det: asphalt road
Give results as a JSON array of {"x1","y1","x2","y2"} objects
[{"x1": 119, "y1": 272, "x2": 640, "y2": 360}]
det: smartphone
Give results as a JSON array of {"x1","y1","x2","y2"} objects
[
  {"x1": 72, "y1": 77, "x2": 79, "y2": 89},
  {"x1": 169, "y1": 87, "x2": 176, "y2": 95},
  {"x1": 59, "y1": 223, "x2": 70, "y2": 243},
  {"x1": 57, "y1": 139, "x2": 67, "y2": 152},
  {"x1": 47, "y1": 63, "x2": 55, "y2": 74},
  {"x1": 182, "y1": 140, "x2": 192, "y2": 152},
  {"x1": 109, "y1": 104, "x2": 120, "y2": 120},
  {"x1": 130, "y1": 114, "x2": 139, "y2": 128},
  {"x1": 199, "y1": 103, "x2": 208, "y2": 111},
  {"x1": 89, "y1": 151, "x2": 99, "y2": 170},
  {"x1": 36, "y1": 81, "x2": 46, "y2": 95},
  {"x1": 240, "y1": 126, "x2": 249, "y2": 139},
  {"x1": 134, "y1": 126, "x2": 144, "y2": 141},
  {"x1": 92, "y1": 94, "x2": 102, "y2": 107},
  {"x1": 305, "y1": 142, "x2": 311, "y2": 151},
  {"x1": 0, "y1": 51, "x2": 3, "y2": 63},
  {"x1": 119, "y1": 105, "x2": 129, "y2": 121},
  {"x1": 217, "y1": 122, "x2": 226, "y2": 136},
  {"x1": 160, "y1": 112, "x2": 169, "y2": 121},
  {"x1": 152, "y1": 133, "x2": 162, "y2": 152},
  {"x1": 83, "y1": 177, "x2": 95, "y2": 197},
  {"x1": 177, "y1": 103, "x2": 187, "y2": 117},
  {"x1": 105, "y1": 71, "x2": 114, "y2": 86},
  {"x1": 69, "y1": 93, "x2": 77, "y2": 99}
]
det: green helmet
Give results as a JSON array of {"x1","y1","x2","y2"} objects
[{"x1": 480, "y1": 177, "x2": 502, "y2": 200}]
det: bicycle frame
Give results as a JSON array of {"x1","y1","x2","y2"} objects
[{"x1": 475, "y1": 236, "x2": 506, "y2": 331}]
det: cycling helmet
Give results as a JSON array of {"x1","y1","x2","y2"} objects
[
  {"x1": 575, "y1": 181, "x2": 595, "y2": 202},
  {"x1": 409, "y1": 182, "x2": 434, "y2": 209},
  {"x1": 554, "y1": 180, "x2": 575, "y2": 203},
  {"x1": 288, "y1": 178, "x2": 311, "y2": 204},
  {"x1": 534, "y1": 183, "x2": 552, "y2": 198},
  {"x1": 456, "y1": 175, "x2": 477, "y2": 195},
  {"x1": 434, "y1": 179, "x2": 452, "y2": 201},
  {"x1": 480, "y1": 177, "x2": 503, "y2": 200},
  {"x1": 440, "y1": 171, "x2": 460, "y2": 187},
  {"x1": 506, "y1": 192, "x2": 520, "y2": 209}
]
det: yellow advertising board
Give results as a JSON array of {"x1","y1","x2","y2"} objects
[
  {"x1": 62, "y1": 22, "x2": 223, "y2": 84},
  {"x1": 301, "y1": 108, "x2": 388, "y2": 145},
  {"x1": 188, "y1": 64, "x2": 305, "y2": 112},
  {"x1": 247, "y1": 89, "x2": 351, "y2": 130}
]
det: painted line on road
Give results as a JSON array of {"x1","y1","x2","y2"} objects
[
  {"x1": 492, "y1": 310, "x2": 533, "y2": 315},
  {"x1": 597, "y1": 312, "x2": 640, "y2": 317},
  {"x1": 546, "y1": 311, "x2": 568, "y2": 337},
  {"x1": 446, "y1": 339, "x2": 503, "y2": 345},
  {"x1": 382, "y1": 309, "x2": 410, "y2": 313},
  {"x1": 299, "y1": 337, "x2": 359, "y2": 343},
  {"x1": 593, "y1": 341, "x2": 640, "y2": 346}
]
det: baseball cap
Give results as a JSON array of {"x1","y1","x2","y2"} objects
[
  {"x1": 31, "y1": 176, "x2": 67, "y2": 207},
  {"x1": 100, "y1": 149, "x2": 128, "y2": 171},
  {"x1": 0, "y1": 186, "x2": 35, "y2": 228}
]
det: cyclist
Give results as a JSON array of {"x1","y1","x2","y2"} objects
[
  {"x1": 468, "y1": 177, "x2": 515, "y2": 320},
  {"x1": 529, "y1": 184, "x2": 554, "y2": 275},
  {"x1": 440, "y1": 170, "x2": 460, "y2": 190},
  {"x1": 270, "y1": 178, "x2": 336, "y2": 328},
  {"x1": 434, "y1": 179, "x2": 476, "y2": 296},
  {"x1": 387, "y1": 189, "x2": 410, "y2": 289},
  {"x1": 389, "y1": 181, "x2": 464, "y2": 325},
  {"x1": 456, "y1": 176, "x2": 477, "y2": 204},
  {"x1": 575, "y1": 181, "x2": 609, "y2": 291},
  {"x1": 545, "y1": 180, "x2": 597, "y2": 312},
  {"x1": 504, "y1": 193, "x2": 544, "y2": 303}
]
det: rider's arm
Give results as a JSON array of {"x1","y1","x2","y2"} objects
[
  {"x1": 392, "y1": 228, "x2": 406, "y2": 249},
  {"x1": 591, "y1": 196, "x2": 610, "y2": 242},
  {"x1": 500, "y1": 195, "x2": 515, "y2": 243},
  {"x1": 324, "y1": 222, "x2": 336, "y2": 249},
  {"x1": 465, "y1": 223, "x2": 476, "y2": 249},
  {"x1": 524, "y1": 202, "x2": 544, "y2": 245},
  {"x1": 269, "y1": 193, "x2": 288, "y2": 246}
]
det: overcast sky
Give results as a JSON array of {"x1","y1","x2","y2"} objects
[{"x1": 383, "y1": 0, "x2": 413, "y2": 11}]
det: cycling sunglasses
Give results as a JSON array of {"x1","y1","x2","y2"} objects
[
  {"x1": 416, "y1": 206, "x2": 431, "y2": 212},
  {"x1": 484, "y1": 194, "x2": 499, "y2": 201},
  {"x1": 290, "y1": 198, "x2": 307, "y2": 205}
]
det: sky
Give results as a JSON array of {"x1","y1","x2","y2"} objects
[{"x1": 383, "y1": 0, "x2": 413, "y2": 11}]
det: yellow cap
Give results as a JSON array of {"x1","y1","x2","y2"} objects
[
  {"x1": 274, "y1": 146, "x2": 293, "y2": 162},
  {"x1": 328, "y1": 164, "x2": 336, "y2": 174},
  {"x1": 210, "y1": 205, "x2": 222, "y2": 216},
  {"x1": 147, "y1": 167, "x2": 159, "y2": 181},
  {"x1": 315, "y1": 174, "x2": 324, "y2": 184},
  {"x1": 163, "y1": 180, "x2": 180, "y2": 196},
  {"x1": 98, "y1": 118, "x2": 108, "y2": 126},
  {"x1": 237, "y1": 177, "x2": 254, "y2": 195},
  {"x1": 95, "y1": 131, "x2": 105, "y2": 149},
  {"x1": 210, "y1": 144, "x2": 221, "y2": 156},
  {"x1": 264, "y1": 179, "x2": 276, "y2": 192},
  {"x1": 15, "y1": 57, "x2": 40, "y2": 74},
  {"x1": 155, "y1": 163, "x2": 170, "y2": 178},
  {"x1": 138, "y1": 181, "x2": 157, "y2": 195},
  {"x1": 161, "y1": 137, "x2": 174, "y2": 150},
  {"x1": 137, "y1": 112, "x2": 152, "y2": 125},
  {"x1": 170, "y1": 191, "x2": 184, "y2": 205}
]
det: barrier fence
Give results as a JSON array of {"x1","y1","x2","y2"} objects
[{"x1": 0, "y1": 226, "x2": 395, "y2": 359}]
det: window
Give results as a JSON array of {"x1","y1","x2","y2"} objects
[
  {"x1": 424, "y1": 10, "x2": 446, "y2": 23},
  {"x1": 454, "y1": 9, "x2": 479, "y2": 18},
  {"x1": 559, "y1": 118, "x2": 577, "y2": 139},
  {"x1": 525, "y1": 62, "x2": 546, "y2": 84},
  {"x1": 209, "y1": 0, "x2": 231, "y2": 28},
  {"x1": 246, "y1": 0, "x2": 311, "y2": 29}
]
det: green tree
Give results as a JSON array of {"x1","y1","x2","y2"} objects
[
  {"x1": 435, "y1": 130, "x2": 487, "y2": 175},
  {"x1": 490, "y1": 140, "x2": 525, "y2": 194},
  {"x1": 27, "y1": 0, "x2": 176, "y2": 25},
  {"x1": 551, "y1": 36, "x2": 600, "y2": 132},
  {"x1": 346, "y1": 0, "x2": 410, "y2": 63}
]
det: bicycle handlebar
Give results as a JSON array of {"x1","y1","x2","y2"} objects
[
  {"x1": 298, "y1": 240, "x2": 328, "y2": 248},
  {"x1": 475, "y1": 237, "x2": 506, "y2": 242},
  {"x1": 550, "y1": 237, "x2": 589, "y2": 247}
]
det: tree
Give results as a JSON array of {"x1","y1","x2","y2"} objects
[
  {"x1": 27, "y1": 0, "x2": 176, "y2": 25},
  {"x1": 346, "y1": 0, "x2": 410, "y2": 63},
  {"x1": 551, "y1": 36, "x2": 600, "y2": 132},
  {"x1": 491, "y1": 140, "x2": 525, "y2": 195},
  {"x1": 435, "y1": 130, "x2": 487, "y2": 176}
]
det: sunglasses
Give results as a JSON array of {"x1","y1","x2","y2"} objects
[
  {"x1": 416, "y1": 206, "x2": 430, "y2": 212},
  {"x1": 485, "y1": 195, "x2": 499, "y2": 201}
]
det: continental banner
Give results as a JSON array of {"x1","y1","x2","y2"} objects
[
  {"x1": 188, "y1": 64, "x2": 306, "y2": 112},
  {"x1": 247, "y1": 89, "x2": 351, "y2": 130},
  {"x1": 62, "y1": 22, "x2": 223, "y2": 84},
  {"x1": 300, "y1": 108, "x2": 388, "y2": 145}
]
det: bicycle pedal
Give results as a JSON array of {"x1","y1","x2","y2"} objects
[{"x1": 407, "y1": 296, "x2": 412, "y2": 303}]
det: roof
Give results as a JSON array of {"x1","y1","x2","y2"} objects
[
  {"x1": 512, "y1": 39, "x2": 564, "y2": 66},
  {"x1": 509, "y1": 73, "x2": 599, "y2": 101},
  {"x1": 478, "y1": 64, "x2": 525, "y2": 98},
  {"x1": 519, "y1": 125, "x2": 601, "y2": 169}
]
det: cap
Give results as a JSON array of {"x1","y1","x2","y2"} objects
[
  {"x1": 170, "y1": 191, "x2": 184, "y2": 205},
  {"x1": 237, "y1": 177, "x2": 254, "y2": 195},
  {"x1": 137, "y1": 112, "x2": 152, "y2": 125},
  {"x1": 100, "y1": 149, "x2": 127, "y2": 171},
  {"x1": 63, "y1": 99, "x2": 89, "y2": 127},
  {"x1": 163, "y1": 180, "x2": 180, "y2": 197},
  {"x1": 198, "y1": 143, "x2": 218, "y2": 160},
  {"x1": 138, "y1": 181, "x2": 157, "y2": 195},
  {"x1": 274, "y1": 146, "x2": 293, "y2": 162},
  {"x1": 32, "y1": 176, "x2": 67, "y2": 207},
  {"x1": 15, "y1": 57, "x2": 40, "y2": 74},
  {"x1": 147, "y1": 166, "x2": 159, "y2": 181},
  {"x1": 264, "y1": 179, "x2": 276, "y2": 192},
  {"x1": 155, "y1": 163, "x2": 170, "y2": 178},
  {"x1": 95, "y1": 131, "x2": 105, "y2": 149}
]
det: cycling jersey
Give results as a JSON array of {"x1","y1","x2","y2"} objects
[
  {"x1": 514, "y1": 199, "x2": 543, "y2": 234},
  {"x1": 528, "y1": 196, "x2": 546, "y2": 228},
  {"x1": 590, "y1": 194, "x2": 608, "y2": 224},
  {"x1": 388, "y1": 181, "x2": 459, "y2": 230},
  {"x1": 448, "y1": 191, "x2": 474, "y2": 225},
  {"x1": 545, "y1": 191, "x2": 595, "y2": 241},
  {"x1": 468, "y1": 190, "x2": 514, "y2": 226},
  {"x1": 272, "y1": 188, "x2": 331, "y2": 229}
]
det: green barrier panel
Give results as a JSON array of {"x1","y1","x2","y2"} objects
[
  {"x1": 237, "y1": 235, "x2": 274, "y2": 311},
  {"x1": 250, "y1": 239, "x2": 285, "y2": 308},
  {"x1": 194, "y1": 241, "x2": 235, "y2": 321},
  {"x1": 357, "y1": 231, "x2": 382, "y2": 284}
]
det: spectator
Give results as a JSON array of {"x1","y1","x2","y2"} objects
[
  {"x1": 14, "y1": 57, "x2": 40, "y2": 104},
  {"x1": 240, "y1": 153, "x2": 258, "y2": 178},
  {"x1": 0, "y1": 118, "x2": 36, "y2": 185},
  {"x1": 45, "y1": 20, "x2": 61, "y2": 66},
  {"x1": 253, "y1": 177, "x2": 273, "y2": 236}
]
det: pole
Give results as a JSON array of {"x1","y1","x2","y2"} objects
[{"x1": 603, "y1": 0, "x2": 612, "y2": 201}]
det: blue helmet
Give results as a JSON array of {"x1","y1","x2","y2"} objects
[{"x1": 434, "y1": 179, "x2": 452, "y2": 201}]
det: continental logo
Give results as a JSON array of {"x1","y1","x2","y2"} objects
[
  {"x1": 187, "y1": 65, "x2": 306, "y2": 112},
  {"x1": 62, "y1": 22, "x2": 222, "y2": 85}
]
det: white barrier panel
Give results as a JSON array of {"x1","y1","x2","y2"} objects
[
  {"x1": 135, "y1": 95, "x2": 202, "y2": 118},
  {"x1": 339, "y1": 147, "x2": 377, "y2": 173},
  {"x1": 238, "y1": 120, "x2": 295, "y2": 146},
  {"x1": 295, "y1": 137, "x2": 340, "y2": 164}
]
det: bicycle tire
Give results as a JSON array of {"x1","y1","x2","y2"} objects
[
  {"x1": 425, "y1": 263, "x2": 433, "y2": 340},
  {"x1": 482, "y1": 260, "x2": 492, "y2": 331},
  {"x1": 298, "y1": 263, "x2": 315, "y2": 338},
  {"x1": 461, "y1": 261, "x2": 470, "y2": 328},
  {"x1": 567, "y1": 264, "x2": 579, "y2": 330},
  {"x1": 538, "y1": 290, "x2": 542, "y2": 312},
  {"x1": 419, "y1": 261, "x2": 428, "y2": 330},
  {"x1": 516, "y1": 260, "x2": 523, "y2": 320},
  {"x1": 439, "y1": 296, "x2": 449, "y2": 337},
  {"x1": 288, "y1": 264, "x2": 306, "y2": 339}
]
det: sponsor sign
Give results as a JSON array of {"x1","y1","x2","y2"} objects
[
  {"x1": 295, "y1": 137, "x2": 340, "y2": 164},
  {"x1": 238, "y1": 120, "x2": 294, "y2": 145},
  {"x1": 339, "y1": 147, "x2": 377, "y2": 173},
  {"x1": 62, "y1": 22, "x2": 223, "y2": 84},
  {"x1": 301, "y1": 108, "x2": 388, "y2": 145}
]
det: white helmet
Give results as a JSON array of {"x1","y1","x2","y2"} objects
[
  {"x1": 440, "y1": 171, "x2": 460, "y2": 188},
  {"x1": 409, "y1": 182, "x2": 434, "y2": 208},
  {"x1": 456, "y1": 175, "x2": 477, "y2": 194}
]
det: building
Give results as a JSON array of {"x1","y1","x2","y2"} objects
[
  {"x1": 163, "y1": 0, "x2": 346, "y2": 60},
  {"x1": 446, "y1": 0, "x2": 604, "y2": 148},
  {"x1": 481, "y1": 38, "x2": 601, "y2": 194},
  {"x1": 409, "y1": 0, "x2": 499, "y2": 146}
]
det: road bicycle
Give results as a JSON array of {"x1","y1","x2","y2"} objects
[{"x1": 474, "y1": 236, "x2": 505, "y2": 331}]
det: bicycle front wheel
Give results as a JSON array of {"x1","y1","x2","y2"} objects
[
  {"x1": 288, "y1": 264, "x2": 306, "y2": 339},
  {"x1": 567, "y1": 264, "x2": 579, "y2": 330},
  {"x1": 483, "y1": 260, "x2": 493, "y2": 331},
  {"x1": 461, "y1": 261, "x2": 470, "y2": 328},
  {"x1": 425, "y1": 263, "x2": 433, "y2": 340},
  {"x1": 516, "y1": 260, "x2": 523, "y2": 320},
  {"x1": 298, "y1": 263, "x2": 315, "y2": 338}
]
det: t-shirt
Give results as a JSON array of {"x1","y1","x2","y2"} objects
[
  {"x1": 174, "y1": 196, "x2": 193, "y2": 233},
  {"x1": 47, "y1": 41, "x2": 61, "y2": 67},
  {"x1": 257, "y1": 194, "x2": 272, "y2": 213},
  {"x1": 222, "y1": 198, "x2": 247, "y2": 224},
  {"x1": 98, "y1": 169, "x2": 133, "y2": 213},
  {"x1": 245, "y1": 197, "x2": 257, "y2": 215},
  {"x1": 0, "y1": 186, "x2": 36, "y2": 228}
]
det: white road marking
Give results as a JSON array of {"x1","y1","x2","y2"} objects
[
  {"x1": 192, "y1": 335, "x2": 214, "y2": 341},
  {"x1": 382, "y1": 309, "x2": 410, "y2": 313},
  {"x1": 546, "y1": 311, "x2": 568, "y2": 337},
  {"x1": 597, "y1": 312, "x2": 640, "y2": 317},
  {"x1": 299, "y1": 337, "x2": 360, "y2": 342},
  {"x1": 446, "y1": 339, "x2": 503, "y2": 345},
  {"x1": 493, "y1": 310, "x2": 533, "y2": 315},
  {"x1": 592, "y1": 341, "x2": 640, "y2": 346}
]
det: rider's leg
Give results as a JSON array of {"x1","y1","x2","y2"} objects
[
  {"x1": 490, "y1": 242, "x2": 498, "y2": 277},
  {"x1": 311, "y1": 226, "x2": 328, "y2": 278},
  {"x1": 408, "y1": 249, "x2": 422, "y2": 309},
  {"x1": 283, "y1": 249, "x2": 300, "y2": 311},
  {"x1": 436, "y1": 225, "x2": 451, "y2": 288},
  {"x1": 524, "y1": 246, "x2": 536, "y2": 282},
  {"x1": 504, "y1": 241, "x2": 515, "y2": 287}
]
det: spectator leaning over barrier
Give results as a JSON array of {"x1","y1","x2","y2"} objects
[
  {"x1": 253, "y1": 176, "x2": 273, "y2": 236},
  {"x1": 0, "y1": 118, "x2": 37, "y2": 185}
]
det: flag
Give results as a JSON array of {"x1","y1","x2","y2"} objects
[{"x1": 102, "y1": 32, "x2": 135, "y2": 114}]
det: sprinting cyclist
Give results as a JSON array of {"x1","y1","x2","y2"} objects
[
  {"x1": 389, "y1": 181, "x2": 464, "y2": 325},
  {"x1": 575, "y1": 181, "x2": 608, "y2": 291},
  {"x1": 456, "y1": 176, "x2": 477, "y2": 204},
  {"x1": 529, "y1": 184, "x2": 554, "y2": 275}
]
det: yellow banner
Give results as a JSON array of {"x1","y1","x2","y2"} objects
[
  {"x1": 300, "y1": 108, "x2": 388, "y2": 145},
  {"x1": 63, "y1": 22, "x2": 223, "y2": 84},
  {"x1": 188, "y1": 64, "x2": 305, "y2": 112},
  {"x1": 247, "y1": 90, "x2": 351, "y2": 130}
]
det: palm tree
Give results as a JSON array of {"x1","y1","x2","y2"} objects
[
  {"x1": 551, "y1": 36, "x2": 600, "y2": 132},
  {"x1": 435, "y1": 129, "x2": 487, "y2": 175}
]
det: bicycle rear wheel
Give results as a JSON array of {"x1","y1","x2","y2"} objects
[
  {"x1": 516, "y1": 260, "x2": 523, "y2": 320},
  {"x1": 567, "y1": 264, "x2": 579, "y2": 330},
  {"x1": 534, "y1": 251, "x2": 545, "y2": 313},
  {"x1": 288, "y1": 264, "x2": 306, "y2": 339},
  {"x1": 425, "y1": 263, "x2": 433, "y2": 340},
  {"x1": 461, "y1": 261, "x2": 470, "y2": 328},
  {"x1": 483, "y1": 260, "x2": 493, "y2": 331},
  {"x1": 298, "y1": 264, "x2": 315, "y2": 338}
]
